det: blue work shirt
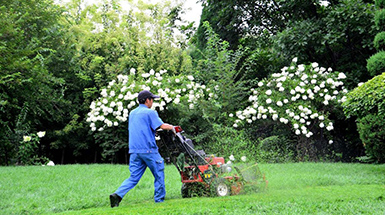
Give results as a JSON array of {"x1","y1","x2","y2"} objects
[{"x1": 128, "y1": 104, "x2": 164, "y2": 154}]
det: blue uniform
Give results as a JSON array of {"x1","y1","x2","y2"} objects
[{"x1": 115, "y1": 104, "x2": 166, "y2": 202}]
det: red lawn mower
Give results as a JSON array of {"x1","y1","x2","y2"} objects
[{"x1": 156, "y1": 126, "x2": 268, "y2": 198}]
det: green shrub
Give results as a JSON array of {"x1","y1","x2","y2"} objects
[
  {"x1": 375, "y1": 10, "x2": 385, "y2": 30},
  {"x1": 357, "y1": 114, "x2": 385, "y2": 163},
  {"x1": 203, "y1": 124, "x2": 258, "y2": 161},
  {"x1": 343, "y1": 73, "x2": 385, "y2": 118},
  {"x1": 376, "y1": 0, "x2": 385, "y2": 8},
  {"x1": 343, "y1": 73, "x2": 385, "y2": 163},
  {"x1": 374, "y1": 32, "x2": 385, "y2": 51},
  {"x1": 367, "y1": 51, "x2": 385, "y2": 76},
  {"x1": 256, "y1": 135, "x2": 296, "y2": 163}
]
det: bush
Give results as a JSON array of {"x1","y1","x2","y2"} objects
[
  {"x1": 357, "y1": 114, "x2": 385, "y2": 163},
  {"x1": 376, "y1": 0, "x2": 385, "y2": 9},
  {"x1": 343, "y1": 74, "x2": 385, "y2": 163},
  {"x1": 257, "y1": 135, "x2": 296, "y2": 163},
  {"x1": 343, "y1": 73, "x2": 385, "y2": 118},
  {"x1": 203, "y1": 126, "x2": 296, "y2": 163},
  {"x1": 375, "y1": 10, "x2": 385, "y2": 30},
  {"x1": 232, "y1": 59, "x2": 349, "y2": 161},
  {"x1": 374, "y1": 32, "x2": 385, "y2": 51},
  {"x1": 202, "y1": 124, "x2": 258, "y2": 161},
  {"x1": 367, "y1": 51, "x2": 385, "y2": 76}
]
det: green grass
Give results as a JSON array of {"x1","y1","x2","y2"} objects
[{"x1": 0, "y1": 163, "x2": 384, "y2": 214}]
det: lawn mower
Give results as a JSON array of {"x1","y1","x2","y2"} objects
[{"x1": 156, "y1": 126, "x2": 268, "y2": 198}]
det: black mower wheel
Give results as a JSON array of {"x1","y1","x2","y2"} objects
[{"x1": 210, "y1": 178, "x2": 230, "y2": 197}]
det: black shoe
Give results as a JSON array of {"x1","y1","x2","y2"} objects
[{"x1": 109, "y1": 193, "x2": 122, "y2": 208}]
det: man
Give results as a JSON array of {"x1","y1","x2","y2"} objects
[{"x1": 109, "y1": 90, "x2": 175, "y2": 207}]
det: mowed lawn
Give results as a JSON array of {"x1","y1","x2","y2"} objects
[{"x1": 0, "y1": 163, "x2": 384, "y2": 214}]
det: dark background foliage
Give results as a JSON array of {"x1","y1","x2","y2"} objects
[{"x1": 0, "y1": 0, "x2": 382, "y2": 165}]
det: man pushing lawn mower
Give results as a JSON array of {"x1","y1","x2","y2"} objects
[
  {"x1": 109, "y1": 90, "x2": 175, "y2": 208},
  {"x1": 109, "y1": 90, "x2": 268, "y2": 207}
]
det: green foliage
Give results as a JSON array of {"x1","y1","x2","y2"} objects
[
  {"x1": 374, "y1": 32, "x2": 385, "y2": 50},
  {"x1": 375, "y1": 9, "x2": 385, "y2": 30},
  {"x1": 343, "y1": 73, "x2": 385, "y2": 118},
  {"x1": 345, "y1": 0, "x2": 385, "y2": 163},
  {"x1": 376, "y1": 0, "x2": 385, "y2": 8},
  {"x1": 94, "y1": 126, "x2": 128, "y2": 163},
  {"x1": 0, "y1": 0, "x2": 72, "y2": 165},
  {"x1": 203, "y1": 124, "x2": 257, "y2": 160},
  {"x1": 357, "y1": 114, "x2": 385, "y2": 162},
  {"x1": 240, "y1": 47, "x2": 283, "y2": 83},
  {"x1": 367, "y1": 51, "x2": 385, "y2": 76},
  {"x1": 198, "y1": 0, "x2": 378, "y2": 88},
  {"x1": 277, "y1": 0, "x2": 377, "y2": 87},
  {"x1": 343, "y1": 73, "x2": 385, "y2": 163},
  {"x1": 64, "y1": 0, "x2": 197, "y2": 162},
  {"x1": 17, "y1": 134, "x2": 48, "y2": 165},
  {"x1": 195, "y1": 1, "x2": 242, "y2": 50},
  {"x1": 193, "y1": 0, "x2": 376, "y2": 163},
  {"x1": 0, "y1": 104, "x2": 30, "y2": 165},
  {"x1": 2, "y1": 0, "x2": 380, "y2": 164},
  {"x1": 1, "y1": 0, "x2": 197, "y2": 164},
  {"x1": 178, "y1": 21, "x2": 253, "y2": 150},
  {"x1": 192, "y1": 21, "x2": 249, "y2": 125},
  {"x1": 197, "y1": 0, "x2": 328, "y2": 50},
  {"x1": 257, "y1": 136, "x2": 296, "y2": 163},
  {"x1": 202, "y1": 125, "x2": 296, "y2": 163}
]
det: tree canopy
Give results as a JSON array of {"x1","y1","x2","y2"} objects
[{"x1": 1, "y1": 0, "x2": 383, "y2": 164}]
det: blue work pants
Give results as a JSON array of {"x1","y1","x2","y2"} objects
[{"x1": 115, "y1": 153, "x2": 166, "y2": 202}]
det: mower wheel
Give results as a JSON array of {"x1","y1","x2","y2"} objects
[{"x1": 210, "y1": 178, "x2": 230, "y2": 197}]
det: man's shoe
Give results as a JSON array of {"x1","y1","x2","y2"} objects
[{"x1": 109, "y1": 193, "x2": 122, "y2": 208}]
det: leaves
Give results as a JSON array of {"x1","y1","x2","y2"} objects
[{"x1": 343, "y1": 73, "x2": 385, "y2": 118}]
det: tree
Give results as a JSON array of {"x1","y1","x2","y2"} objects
[
  {"x1": 191, "y1": 0, "x2": 376, "y2": 161},
  {"x1": 0, "y1": 0, "x2": 68, "y2": 165},
  {"x1": 274, "y1": 0, "x2": 378, "y2": 88},
  {"x1": 60, "y1": 0, "x2": 195, "y2": 162},
  {"x1": 343, "y1": 0, "x2": 385, "y2": 163},
  {"x1": 196, "y1": 0, "x2": 378, "y2": 87}
]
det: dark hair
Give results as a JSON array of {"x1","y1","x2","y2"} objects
[{"x1": 139, "y1": 97, "x2": 152, "y2": 104}]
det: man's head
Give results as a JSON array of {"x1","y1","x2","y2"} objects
[{"x1": 138, "y1": 90, "x2": 160, "y2": 105}]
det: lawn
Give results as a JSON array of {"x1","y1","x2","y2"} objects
[{"x1": 0, "y1": 163, "x2": 384, "y2": 214}]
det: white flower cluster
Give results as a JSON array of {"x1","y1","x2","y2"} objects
[
  {"x1": 23, "y1": 136, "x2": 31, "y2": 142},
  {"x1": 23, "y1": 131, "x2": 46, "y2": 142},
  {"x1": 233, "y1": 58, "x2": 348, "y2": 141},
  {"x1": 86, "y1": 69, "x2": 215, "y2": 132},
  {"x1": 319, "y1": 0, "x2": 330, "y2": 7},
  {"x1": 227, "y1": 154, "x2": 247, "y2": 164}
]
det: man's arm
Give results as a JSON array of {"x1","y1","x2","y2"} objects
[{"x1": 160, "y1": 123, "x2": 174, "y2": 130}]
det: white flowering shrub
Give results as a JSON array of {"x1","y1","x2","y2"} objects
[
  {"x1": 232, "y1": 58, "x2": 348, "y2": 142},
  {"x1": 86, "y1": 69, "x2": 217, "y2": 132},
  {"x1": 18, "y1": 131, "x2": 48, "y2": 165}
]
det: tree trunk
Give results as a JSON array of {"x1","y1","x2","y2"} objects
[
  {"x1": 3, "y1": 145, "x2": 9, "y2": 166},
  {"x1": 61, "y1": 149, "x2": 65, "y2": 164},
  {"x1": 94, "y1": 151, "x2": 97, "y2": 163}
]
